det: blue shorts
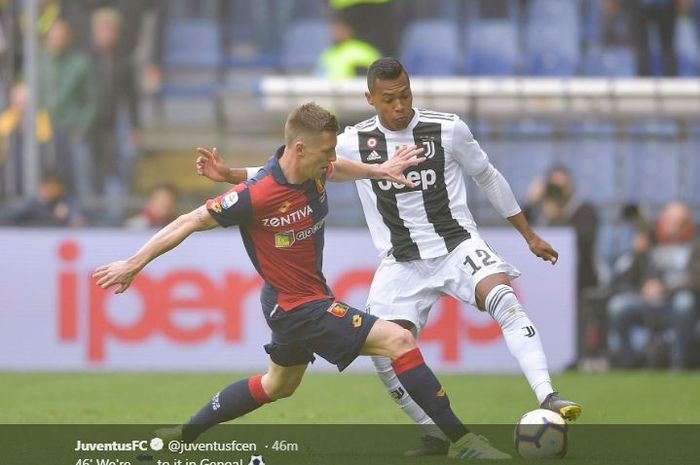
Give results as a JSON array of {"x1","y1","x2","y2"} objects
[{"x1": 262, "y1": 298, "x2": 378, "y2": 372}]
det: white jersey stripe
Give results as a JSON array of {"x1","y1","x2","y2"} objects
[{"x1": 336, "y1": 108, "x2": 487, "y2": 261}]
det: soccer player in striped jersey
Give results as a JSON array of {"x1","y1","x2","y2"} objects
[
  {"x1": 95, "y1": 102, "x2": 513, "y2": 460},
  {"x1": 197, "y1": 58, "x2": 582, "y2": 456}
]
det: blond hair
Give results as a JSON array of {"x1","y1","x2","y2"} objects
[
  {"x1": 91, "y1": 7, "x2": 122, "y2": 31},
  {"x1": 284, "y1": 102, "x2": 338, "y2": 146}
]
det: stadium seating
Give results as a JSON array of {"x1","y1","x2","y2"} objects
[
  {"x1": 165, "y1": 19, "x2": 223, "y2": 69},
  {"x1": 563, "y1": 122, "x2": 619, "y2": 205},
  {"x1": 225, "y1": 0, "x2": 281, "y2": 69},
  {"x1": 486, "y1": 142, "x2": 556, "y2": 203},
  {"x1": 289, "y1": 0, "x2": 328, "y2": 19},
  {"x1": 525, "y1": 0, "x2": 581, "y2": 76},
  {"x1": 162, "y1": 19, "x2": 223, "y2": 103},
  {"x1": 158, "y1": 0, "x2": 700, "y2": 79},
  {"x1": 404, "y1": 0, "x2": 462, "y2": 20},
  {"x1": 400, "y1": 20, "x2": 460, "y2": 76},
  {"x1": 687, "y1": 124, "x2": 700, "y2": 202},
  {"x1": 464, "y1": 20, "x2": 519, "y2": 76},
  {"x1": 464, "y1": 0, "x2": 521, "y2": 21},
  {"x1": 281, "y1": 19, "x2": 332, "y2": 73},
  {"x1": 620, "y1": 122, "x2": 681, "y2": 205},
  {"x1": 584, "y1": 46, "x2": 637, "y2": 77},
  {"x1": 676, "y1": 16, "x2": 700, "y2": 76},
  {"x1": 168, "y1": 0, "x2": 221, "y2": 19}
]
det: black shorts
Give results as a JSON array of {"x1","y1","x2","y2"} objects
[{"x1": 263, "y1": 299, "x2": 378, "y2": 372}]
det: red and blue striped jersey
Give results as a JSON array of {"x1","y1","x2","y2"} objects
[{"x1": 206, "y1": 147, "x2": 333, "y2": 311}]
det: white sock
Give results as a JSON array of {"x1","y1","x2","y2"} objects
[
  {"x1": 485, "y1": 284, "x2": 554, "y2": 404},
  {"x1": 371, "y1": 355, "x2": 448, "y2": 441}
]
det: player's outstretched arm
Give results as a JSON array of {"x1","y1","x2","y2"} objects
[
  {"x1": 507, "y1": 212, "x2": 559, "y2": 265},
  {"x1": 93, "y1": 206, "x2": 219, "y2": 294},
  {"x1": 195, "y1": 147, "x2": 259, "y2": 184},
  {"x1": 328, "y1": 145, "x2": 425, "y2": 186}
]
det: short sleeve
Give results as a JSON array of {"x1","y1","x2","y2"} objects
[
  {"x1": 206, "y1": 184, "x2": 253, "y2": 227},
  {"x1": 451, "y1": 117, "x2": 490, "y2": 176},
  {"x1": 335, "y1": 129, "x2": 360, "y2": 162}
]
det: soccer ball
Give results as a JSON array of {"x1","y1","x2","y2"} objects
[{"x1": 514, "y1": 409, "x2": 568, "y2": 459}]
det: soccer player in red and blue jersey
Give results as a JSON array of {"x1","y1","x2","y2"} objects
[{"x1": 93, "y1": 103, "x2": 511, "y2": 459}]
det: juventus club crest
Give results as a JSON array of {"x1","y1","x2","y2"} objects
[{"x1": 418, "y1": 136, "x2": 436, "y2": 159}]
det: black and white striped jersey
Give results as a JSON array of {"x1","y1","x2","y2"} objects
[{"x1": 336, "y1": 108, "x2": 496, "y2": 262}]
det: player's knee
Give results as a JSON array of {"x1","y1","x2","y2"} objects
[
  {"x1": 386, "y1": 326, "x2": 416, "y2": 359},
  {"x1": 262, "y1": 376, "x2": 300, "y2": 401},
  {"x1": 265, "y1": 382, "x2": 298, "y2": 400},
  {"x1": 486, "y1": 284, "x2": 526, "y2": 328}
]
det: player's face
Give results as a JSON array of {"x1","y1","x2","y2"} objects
[
  {"x1": 366, "y1": 72, "x2": 414, "y2": 131},
  {"x1": 301, "y1": 130, "x2": 337, "y2": 179}
]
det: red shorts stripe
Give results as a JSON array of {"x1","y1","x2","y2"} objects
[
  {"x1": 392, "y1": 348, "x2": 425, "y2": 375},
  {"x1": 248, "y1": 374, "x2": 272, "y2": 405}
]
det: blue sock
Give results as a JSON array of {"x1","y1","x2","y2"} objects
[
  {"x1": 182, "y1": 375, "x2": 271, "y2": 442},
  {"x1": 392, "y1": 348, "x2": 468, "y2": 442}
]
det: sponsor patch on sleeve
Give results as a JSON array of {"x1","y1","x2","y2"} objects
[
  {"x1": 221, "y1": 191, "x2": 239, "y2": 209},
  {"x1": 207, "y1": 199, "x2": 222, "y2": 214}
]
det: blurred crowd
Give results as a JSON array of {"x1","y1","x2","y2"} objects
[
  {"x1": 0, "y1": 0, "x2": 165, "y2": 226},
  {"x1": 0, "y1": 0, "x2": 699, "y2": 369},
  {"x1": 523, "y1": 168, "x2": 700, "y2": 371}
]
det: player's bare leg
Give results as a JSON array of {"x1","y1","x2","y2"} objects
[
  {"x1": 476, "y1": 273, "x2": 582, "y2": 421},
  {"x1": 157, "y1": 361, "x2": 308, "y2": 443},
  {"x1": 362, "y1": 319, "x2": 511, "y2": 459}
]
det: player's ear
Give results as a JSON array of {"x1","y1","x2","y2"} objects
[
  {"x1": 365, "y1": 90, "x2": 374, "y2": 107},
  {"x1": 294, "y1": 139, "x2": 305, "y2": 157}
]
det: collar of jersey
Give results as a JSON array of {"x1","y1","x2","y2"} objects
[
  {"x1": 269, "y1": 145, "x2": 313, "y2": 190},
  {"x1": 376, "y1": 108, "x2": 419, "y2": 135}
]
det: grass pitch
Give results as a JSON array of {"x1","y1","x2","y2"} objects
[
  {"x1": 2, "y1": 371, "x2": 699, "y2": 424},
  {"x1": 2, "y1": 372, "x2": 699, "y2": 464}
]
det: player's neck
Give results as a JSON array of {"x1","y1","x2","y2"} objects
[{"x1": 279, "y1": 148, "x2": 308, "y2": 185}]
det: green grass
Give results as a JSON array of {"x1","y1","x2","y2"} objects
[
  {"x1": 2, "y1": 371, "x2": 699, "y2": 424},
  {"x1": 2, "y1": 372, "x2": 699, "y2": 464}
]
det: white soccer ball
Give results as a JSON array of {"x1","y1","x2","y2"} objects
[{"x1": 514, "y1": 408, "x2": 568, "y2": 459}]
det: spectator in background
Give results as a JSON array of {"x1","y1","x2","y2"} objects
[
  {"x1": 631, "y1": 0, "x2": 678, "y2": 76},
  {"x1": 525, "y1": 166, "x2": 600, "y2": 366},
  {"x1": 61, "y1": 0, "x2": 165, "y2": 95},
  {"x1": 8, "y1": 0, "x2": 62, "y2": 82},
  {"x1": 316, "y1": 13, "x2": 381, "y2": 80},
  {"x1": 125, "y1": 184, "x2": 178, "y2": 229},
  {"x1": 38, "y1": 19, "x2": 97, "y2": 201},
  {"x1": 601, "y1": 0, "x2": 636, "y2": 47},
  {"x1": 525, "y1": 165, "x2": 600, "y2": 293},
  {"x1": 62, "y1": 0, "x2": 154, "y2": 58},
  {"x1": 89, "y1": 7, "x2": 140, "y2": 224},
  {"x1": 328, "y1": 0, "x2": 398, "y2": 56},
  {"x1": 0, "y1": 173, "x2": 82, "y2": 226},
  {"x1": 607, "y1": 202, "x2": 700, "y2": 369},
  {"x1": 0, "y1": 82, "x2": 53, "y2": 198},
  {"x1": 0, "y1": 3, "x2": 9, "y2": 100}
]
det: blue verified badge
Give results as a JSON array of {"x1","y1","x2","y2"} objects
[{"x1": 221, "y1": 191, "x2": 239, "y2": 209}]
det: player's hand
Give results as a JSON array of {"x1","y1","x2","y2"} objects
[
  {"x1": 376, "y1": 145, "x2": 426, "y2": 187},
  {"x1": 92, "y1": 260, "x2": 140, "y2": 294},
  {"x1": 527, "y1": 234, "x2": 559, "y2": 265},
  {"x1": 196, "y1": 147, "x2": 230, "y2": 183}
]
